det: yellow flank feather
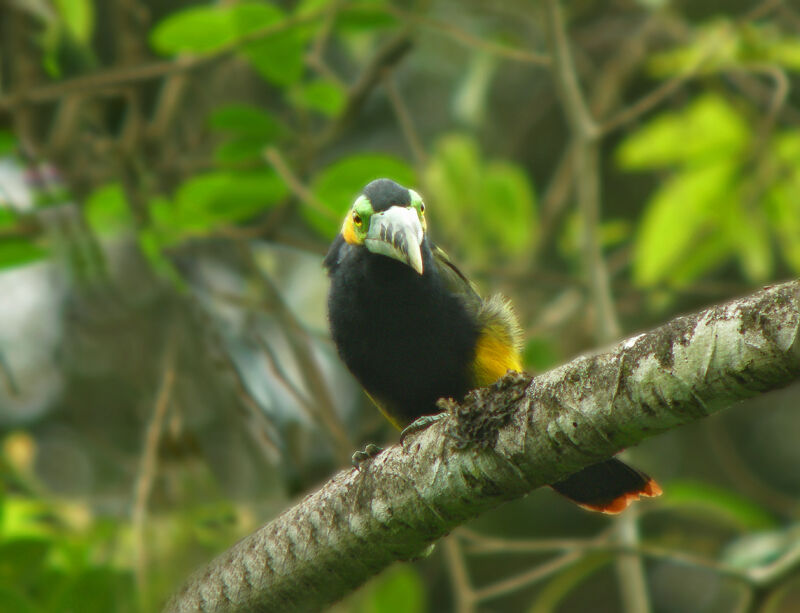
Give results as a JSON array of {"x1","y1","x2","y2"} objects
[{"x1": 471, "y1": 294, "x2": 523, "y2": 387}]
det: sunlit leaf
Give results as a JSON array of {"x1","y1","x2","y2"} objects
[
  {"x1": 479, "y1": 161, "x2": 537, "y2": 255},
  {"x1": 769, "y1": 39, "x2": 800, "y2": 69},
  {"x1": 616, "y1": 95, "x2": 748, "y2": 169},
  {"x1": 647, "y1": 20, "x2": 739, "y2": 77},
  {"x1": 54, "y1": 0, "x2": 94, "y2": 44},
  {"x1": 632, "y1": 161, "x2": 737, "y2": 286},
  {"x1": 310, "y1": 154, "x2": 415, "y2": 237},
  {"x1": 150, "y1": 5, "x2": 238, "y2": 55},
  {"x1": 660, "y1": 481, "x2": 777, "y2": 531},
  {"x1": 84, "y1": 183, "x2": 133, "y2": 238},
  {"x1": 425, "y1": 134, "x2": 537, "y2": 264},
  {"x1": 725, "y1": 205, "x2": 773, "y2": 281}
]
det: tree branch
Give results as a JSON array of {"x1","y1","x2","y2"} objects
[{"x1": 165, "y1": 281, "x2": 800, "y2": 612}]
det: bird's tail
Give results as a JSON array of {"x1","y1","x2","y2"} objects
[{"x1": 549, "y1": 458, "x2": 662, "y2": 514}]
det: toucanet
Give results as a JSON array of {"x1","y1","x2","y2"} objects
[{"x1": 324, "y1": 178, "x2": 661, "y2": 513}]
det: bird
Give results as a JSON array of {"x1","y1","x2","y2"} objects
[{"x1": 324, "y1": 178, "x2": 661, "y2": 513}]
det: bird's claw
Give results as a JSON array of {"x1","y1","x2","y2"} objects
[
  {"x1": 400, "y1": 413, "x2": 445, "y2": 446},
  {"x1": 351, "y1": 443, "x2": 383, "y2": 469}
]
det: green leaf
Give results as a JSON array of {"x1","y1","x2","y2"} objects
[
  {"x1": 209, "y1": 104, "x2": 281, "y2": 140},
  {"x1": 336, "y1": 4, "x2": 398, "y2": 32},
  {"x1": 361, "y1": 565, "x2": 425, "y2": 613},
  {"x1": 766, "y1": 131, "x2": 800, "y2": 274},
  {"x1": 84, "y1": 184, "x2": 133, "y2": 238},
  {"x1": 726, "y1": 205, "x2": 773, "y2": 281},
  {"x1": 310, "y1": 154, "x2": 415, "y2": 237},
  {"x1": 616, "y1": 95, "x2": 748, "y2": 170},
  {"x1": 151, "y1": 170, "x2": 287, "y2": 244},
  {"x1": 0, "y1": 240, "x2": 48, "y2": 270},
  {"x1": 242, "y1": 33, "x2": 306, "y2": 87},
  {"x1": 54, "y1": 0, "x2": 94, "y2": 44},
  {"x1": 137, "y1": 227, "x2": 185, "y2": 289},
  {"x1": 478, "y1": 161, "x2": 537, "y2": 255},
  {"x1": 769, "y1": 38, "x2": 800, "y2": 70},
  {"x1": 232, "y1": 3, "x2": 307, "y2": 86},
  {"x1": 176, "y1": 169, "x2": 286, "y2": 224},
  {"x1": 52, "y1": 567, "x2": 134, "y2": 613},
  {"x1": 632, "y1": 161, "x2": 737, "y2": 286},
  {"x1": 210, "y1": 104, "x2": 283, "y2": 164},
  {"x1": 0, "y1": 538, "x2": 50, "y2": 589},
  {"x1": 0, "y1": 585, "x2": 37, "y2": 613},
  {"x1": 214, "y1": 138, "x2": 269, "y2": 164},
  {"x1": 288, "y1": 79, "x2": 346, "y2": 117},
  {"x1": 0, "y1": 209, "x2": 17, "y2": 228},
  {"x1": 424, "y1": 133, "x2": 537, "y2": 264},
  {"x1": 0, "y1": 131, "x2": 16, "y2": 157},
  {"x1": 523, "y1": 338, "x2": 558, "y2": 371},
  {"x1": 660, "y1": 480, "x2": 778, "y2": 531},
  {"x1": 150, "y1": 6, "x2": 238, "y2": 55},
  {"x1": 647, "y1": 20, "x2": 739, "y2": 77}
]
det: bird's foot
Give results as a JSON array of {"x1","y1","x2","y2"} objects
[
  {"x1": 351, "y1": 443, "x2": 383, "y2": 469},
  {"x1": 400, "y1": 413, "x2": 445, "y2": 446}
]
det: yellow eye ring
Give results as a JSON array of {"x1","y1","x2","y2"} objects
[
  {"x1": 353, "y1": 212, "x2": 362, "y2": 226},
  {"x1": 420, "y1": 203, "x2": 425, "y2": 213}
]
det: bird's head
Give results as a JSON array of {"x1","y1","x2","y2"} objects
[{"x1": 339, "y1": 178, "x2": 427, "y2": 274}]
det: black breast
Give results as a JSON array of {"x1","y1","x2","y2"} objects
[{"x1": 326, "y1": 240, "x2": 479, "y2": 427}]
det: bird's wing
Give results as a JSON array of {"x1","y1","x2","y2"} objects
[{"x1": 432, "y1": 245, "x2": 523, "y2": 386}]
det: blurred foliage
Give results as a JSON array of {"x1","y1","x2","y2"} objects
[{"x1": 1, "y1": 0, "x2": 800, "y2": 611}]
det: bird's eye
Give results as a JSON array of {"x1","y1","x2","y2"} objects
[
  {"x1": 353, "y1": 212, "x2": 362, "y2": 226},
  {"x1": 419, "y1": 203, "x2": 425, "y2": 213}
]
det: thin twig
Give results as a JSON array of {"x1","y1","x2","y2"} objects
[
  {"x1": 316, "y1": 29, "x2": 414, "y2": 148},
  {"x1": 443, "y1": 536, "x2": 476, "y2": 613},
  {"x1": 383, "y1": 72, "x2": 427, "y2": 168},
  {"x1": 459, "y1": 531, "x2": 752, "y2": 584},
  {"x1": 472, "y1": 551, "x2": 585, "y2": 603},
  {"x1": 387, "y1": 6, "x2": 550, "y2": 66},
  {"x1": 0, "y1": 349, "x2": 20, "y2": 396},
  {"x1": 131, "y1": 332, "x2": 177, "y2": 610},
  {"x1": 0, "y1": 7, "x2": 329, "y2": 111},
  {"x1": 263, "y1": 147, "x2": 337, "y2": 221},
  {"x1": 544, "y1": 0, "x2": 619, "y2": 343}
]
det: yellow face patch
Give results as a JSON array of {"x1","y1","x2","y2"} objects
[
  {"x1": 471, "y1": 329, "x2": 522, "y2": 387},
  {"x1": 342, "y1": 213, "x2": 362, "y2": 245}
]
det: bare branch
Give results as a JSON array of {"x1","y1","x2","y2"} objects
[{"x1": 166, "y1": 281, "x2": 800, "y2": 613}]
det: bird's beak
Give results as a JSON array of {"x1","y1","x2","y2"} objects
[{"x1": 365, "y1": 205, "x2": 424, "y2": 275}]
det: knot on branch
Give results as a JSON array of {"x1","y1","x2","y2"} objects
[{"x1": 443, "y1": 371, "x2": 532, "y2": 450}]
